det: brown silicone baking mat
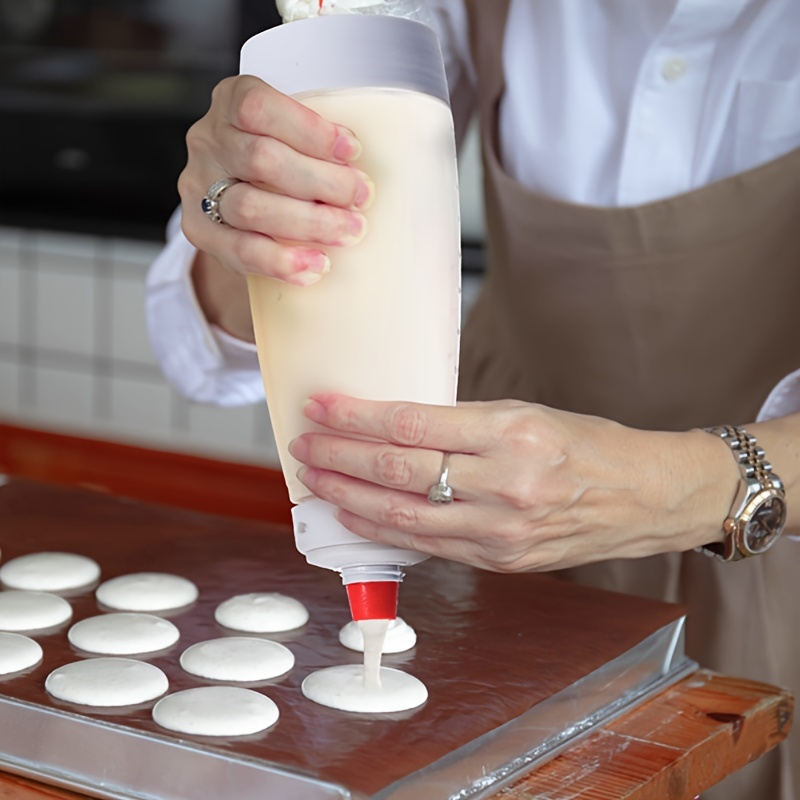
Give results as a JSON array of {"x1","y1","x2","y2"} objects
[{"x1": 0, "y1": 479, "x2": 690, "y2": 799}]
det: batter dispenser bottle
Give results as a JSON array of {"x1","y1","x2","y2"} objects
[{"x1": 240, "y1": 7, "x2": 461, "y2": 621}]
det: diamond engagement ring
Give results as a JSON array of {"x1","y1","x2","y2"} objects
[
  {"x1": 427, "y1": 452, "x2": 454, "y2": 505},
  {"x1": 201, "y1": 178, "x2": 240, "y2": 224}
]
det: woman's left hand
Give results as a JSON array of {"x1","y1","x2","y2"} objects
[{"x1": 288, "y1": 394, "x2": 738, "y2": 573}]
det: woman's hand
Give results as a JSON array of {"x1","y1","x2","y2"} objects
[
  {"x1": 177, "y1": 75, "x2": 374, "y2": 341},
  {"x1": 288, "y1": 394, "x2": 739, "y2": 572},
  {"x1": 180, "y1": 75, "x2": 373, "y2": 286}
]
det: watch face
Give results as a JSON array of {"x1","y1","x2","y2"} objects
[{"x1": 744, "y1": 495, "x2": 787, "y2": 553}]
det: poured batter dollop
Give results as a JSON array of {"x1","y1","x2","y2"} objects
[
  {"x1": 46, "y1": 658, "x2": 168, "y2": 707},
  {"x1": 339, "y1": 617, "x2": 417, "y2": 653},
  {"x1": 0, "y1": 590, "x2": 72, "y2": 631},
  {"x1": 0, "y1": 552, "x2": 100, "y2": 592},
  {"x1": 68, "y1": 613, "x2": 180, "y2": 655},
  {"x1": 302, "y1": 620, "x2": 427, "y2": 713},
  {"x1": 215, "y1": 592, "x2": 309, "y2": 633},
  {"x1": 180, "y1": 637, "x2": 294, "y2": 682},
  {"x1": 301, "y1": 664, "x2": 428, "y2": 713},
  {"x1": 96, "y1": 573, "x2": 198, "y2": 612},
  {"x1": 0, "y1": 632, "x2": 43, "y2": 675},
  {"x1": 153, "y1": 686, "x2": 279, "y2": 736}
]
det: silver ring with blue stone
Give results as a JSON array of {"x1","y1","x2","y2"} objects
[{"x1": 201, "y1": 178, "x2": 240, "y2": 224}]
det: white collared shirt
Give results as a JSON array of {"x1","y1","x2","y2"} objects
[{"x1": 146, "y1": 0, "x2": 800, "y2": 418}]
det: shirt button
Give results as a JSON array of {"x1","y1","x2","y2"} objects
[{"x1": 662, "y1": 57, "x2": 688, "y2": 82}]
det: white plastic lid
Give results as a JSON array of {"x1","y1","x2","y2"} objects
[
  {"x1": 292, "y1": 497, "x2": 428, "y2": 572},
  {"x1": 240, "y1": 15, "x2": 449, "y2": 103}
]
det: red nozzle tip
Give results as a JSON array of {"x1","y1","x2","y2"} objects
[{"x1": 346, "y1": 581, "x2": 398, "y2": 621}]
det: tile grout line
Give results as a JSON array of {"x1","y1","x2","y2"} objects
[
  {"x1": 18, "y1": 231, "x2": 37, "y2": 411},
  {"x1": 1, "y1": 226, "x2": 277, "y2": 465},
  {"x1": 93, "y1": 237, "x2": 113, "y2": 421}
]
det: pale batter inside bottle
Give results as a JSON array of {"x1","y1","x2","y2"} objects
[{"x1": 241, "y1": 12, "x2": 461, "y2": 621}]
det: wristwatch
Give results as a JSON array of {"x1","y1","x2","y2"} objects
[{"x1": 700, "y1": 425, "x2": 787, "y2": 561}]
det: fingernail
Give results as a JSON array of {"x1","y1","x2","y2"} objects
[
  {"x1": 296, "y1": 466, "x2": 310, "y2": 484},
  {"x1": 288, "y1": 436, "x2": 309, "y2": 461},
  {"x1": 338, "y1": 212, "x2": 367, "y2": 246},
  {"x1": 354, "y1": 172, "x2": 375, "y2": 210},
  {"x1": 348, "y1": 212, "x2": 366, "y2": 236},
  {"x1": 304, "y1": 398, "x2": 327, "y2": 423},
  {"x1": 287, "y1": 250, "x2": 330, "y2": 287},
  {"x1": 333, "y1": 129, "x2": 362, "y2": 162},
  {"x1": 292, "y1": 248, "x2": 329, "y2": 273},
  {"x1": 288, "y1": 271, "x2": 322, "y2": 287}
]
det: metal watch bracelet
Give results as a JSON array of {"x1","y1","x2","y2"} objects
[
  {"x1": 706, "y1": 425, "x2": 779, "y2": 489},
  {"x1": 700, "y1": 425, "x2": 786, "y2": 561}
]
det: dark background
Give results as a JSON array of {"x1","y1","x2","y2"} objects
[{"x1": 0, "y1": 0, "x2": 281, "y2": 240}]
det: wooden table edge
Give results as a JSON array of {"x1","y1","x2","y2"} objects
[{"x1": 501, "y1": 669, "x2": 793, "y2": 799}]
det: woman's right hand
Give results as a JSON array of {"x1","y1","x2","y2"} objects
[{"x1": 179, "y1": 75, "x2": 373, "y2": 288}]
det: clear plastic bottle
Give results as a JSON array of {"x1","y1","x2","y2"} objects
[{"x1": 241, "y1": 6, "x2": 461, "y2": 620}]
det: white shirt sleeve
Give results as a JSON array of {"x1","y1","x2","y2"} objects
[
  {"x1": 145, "y1": 208, "x2": 265, "y2": 407},
  {"x1": 757, "y1": 369, "x2": 800, "y2": 422}
]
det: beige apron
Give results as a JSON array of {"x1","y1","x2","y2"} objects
[{"x1": 460, "y1": 2, "x2": 800, "y2": 798}]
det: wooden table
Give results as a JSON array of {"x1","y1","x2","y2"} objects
[{"x1": 0, "y1": 423, "x2": 794, "y2": 800}]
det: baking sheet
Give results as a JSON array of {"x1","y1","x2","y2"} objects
[{"x1": 0, "y1": 479, "x2": 694, "y2": 799}]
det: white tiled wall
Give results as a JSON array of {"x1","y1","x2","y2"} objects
[
  {"x1": 0, "y1": 361, "x2": 18, "y2": 413},
  {"x1": 107, "y1": 376, "x2": 175, "y2": 439},
  {"x1": 0, "y1": 225, "x2": 484, "y2": 467},
  {"x1": 35, "y1": 364, "x2": 96, "y2": 429},
  {"x1": 35, "y1": 269, "x2": 95, "y2": 355},
  {"x1": 110, "y1": 276, "x2": 155, "y2": 365},
  {"x1": 0, "y1": 226, "x2": 279, "y2": 466},
  {"x1": 0, "y1": 267, "x2": 19, "y2": 345}
]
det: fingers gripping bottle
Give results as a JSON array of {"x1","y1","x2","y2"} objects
[{"x1": 241, "y1": 2, "x2": 461, "y2": 622}]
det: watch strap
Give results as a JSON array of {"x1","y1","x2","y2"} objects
[
  {"x1": 701, "y1": 425, "x2": 784, "y2": 561},
  {"x1": 705, "y1": 425, "x2": 779, "y2": 490}
]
